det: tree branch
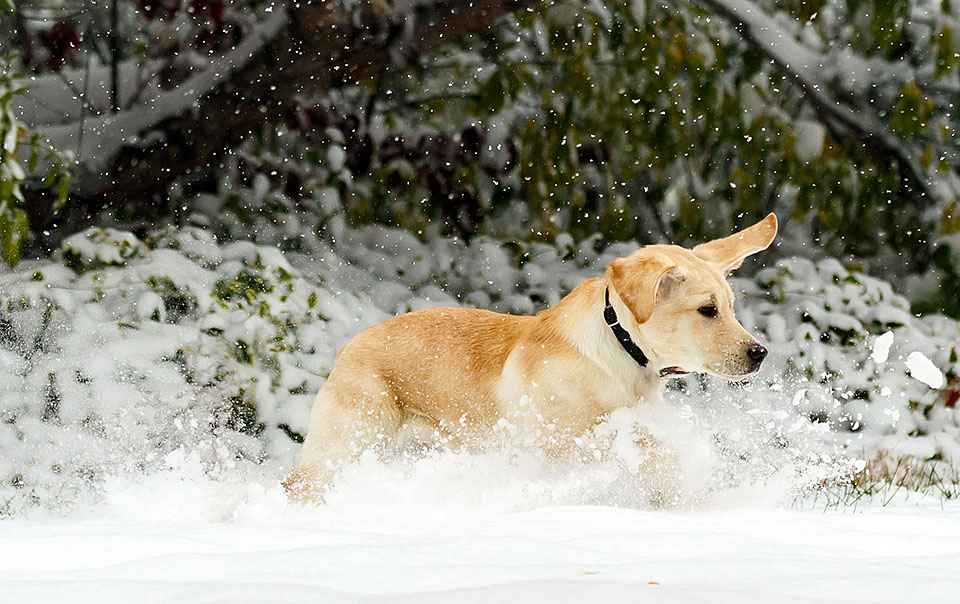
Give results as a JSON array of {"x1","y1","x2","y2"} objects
[
  {"x1": 695, "y1": 0, "x2": 940, "y2": 205},
  {"x1": 23, "y1": 0, "x2": 535, "y2": 250}
]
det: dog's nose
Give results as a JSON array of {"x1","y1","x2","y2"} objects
[{"x1": 747, "y1": 344, "x2": 768, "y2": 364}]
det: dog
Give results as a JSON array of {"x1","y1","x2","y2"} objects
[{"x1": 284, "y1": 213, "x2": 778, "y2": 502}]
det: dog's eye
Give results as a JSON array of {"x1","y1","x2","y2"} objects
[{"x1": 698, "y1": 305, "x2": 718, "y2": 318}]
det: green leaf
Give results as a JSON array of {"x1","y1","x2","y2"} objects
[
  {"x1": 479, "y1": 72, "x2": 505, "y2": 114},
  {"x1": 935, "y1": 26, "x2": 955, "y2": 78},
  {"x1": 56, "y1": 171, "x2": 71, "y2": 209},
  {"x1": 0, "y1": 171, "x2": 13, "y2": 201},
  {"x1": 870, "y1": 0, "x2": 908, "y2": 53},
  {"x1": 941, "y1": 202, "x2": 960, "y2": 236},
  {"x1": 1, "y1": 207, "x2": 28, "y2": 266}
]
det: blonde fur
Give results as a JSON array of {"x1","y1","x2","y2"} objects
[{"x1": 284, "y1": 214, "x2": 778, "y2": 501}]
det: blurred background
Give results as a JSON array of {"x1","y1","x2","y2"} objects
[{"x1": 2, "y1": 0, "x2": 959, "y2": 313}]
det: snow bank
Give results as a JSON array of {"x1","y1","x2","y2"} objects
[{"x1": 3, "y1": 467, "x2": 960, "y2": 603}]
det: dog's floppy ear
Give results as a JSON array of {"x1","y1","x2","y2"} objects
[
  {"x1": 607, "y1": 252, "x2": 683, "y2": 324},
  {"x1": 692, "y1": 213, "x2": 778, "y2": 275}
]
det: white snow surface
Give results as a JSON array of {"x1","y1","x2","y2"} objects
[
  {"x1": 2, "y1": 462, "x2": 960, "y2": 603},
  {"x1": 906, "y1": 351, "x2": 946, "y2": 389}
]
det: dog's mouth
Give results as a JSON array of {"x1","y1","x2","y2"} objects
[
  {"x1": 707, "y1": 365, "x2": 760, "y2": 381},
  {"x1": 663, "y1": 362, "x2": 762, "y2": 381}
]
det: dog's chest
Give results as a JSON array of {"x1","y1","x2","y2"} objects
[{"x1": 496, "y1": 346, "x2": 660, "y2": 435}]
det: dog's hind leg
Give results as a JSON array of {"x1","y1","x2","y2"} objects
[{"x1": 284, "y1": 377, "x2": 403, "y2": 503}]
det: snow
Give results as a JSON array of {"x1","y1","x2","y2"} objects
[
  {"x1": 906, "y1": 351, "x2": 945, "y2": 389},
  {"x1": 793, "y1": 119, "x2": 825, "y2": 161},
  {"x1": 711, "y1": 0, "x2": 912, "y2": 90},
  {"x1": 5, "y1": 0, "x2": 960, "y2": 596},
  {"x1": 14, "y1": 59, "x2": 164, "y2": 126},
  {"x1": 871, "y1": 330, "x2": 894, "y2": 363},
  {"x1": 2, "y1": 466, "x2": 960, "y2": 603}
]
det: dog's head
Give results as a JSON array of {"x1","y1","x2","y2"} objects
[{"x1": 605, "y1": 213, "x2": 777, "y2": 379}]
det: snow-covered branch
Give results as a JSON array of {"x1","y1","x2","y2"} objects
[
  {"x1": 28, "y1": 8, "x2": 289, "y2": 183},
  {"x1": 696, "y1": 0, "x2": 944, "y2": 205},
  {"x1": 18, "y1": 0, "x2": 534, "y2": 240}
]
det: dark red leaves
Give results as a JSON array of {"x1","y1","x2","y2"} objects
[{"x1": 37, "y1": 21, "x2": 80, "y2": 72}]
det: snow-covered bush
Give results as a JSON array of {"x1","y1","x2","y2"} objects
[
  {"x1": 741, "y1": 257, "x2": 960, "y2": 478},
  {"x1": 0, "y1": 53, "x2": 71, "y2": 268},
  {"x1": 0, "y1": 224, "x2": 377, "y2": 512},
  {"x1": 2, "y1": 198, "x2": 960, "y2": 513}
]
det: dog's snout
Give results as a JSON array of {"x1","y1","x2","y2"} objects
[{"x1": 747, "y1": 343, "x2": 768, "y2": 364}]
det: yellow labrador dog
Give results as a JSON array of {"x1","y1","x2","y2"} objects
[{"x1": 285, "y1": 213, "x2": 778, "y2": 501}]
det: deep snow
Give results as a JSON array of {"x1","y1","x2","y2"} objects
[
  {"x1": 2, "y1": 465, "x2": 959, "y2": 604},
  {"x1": 0, "y1": 409, "x2": 954, "y2": 604}
]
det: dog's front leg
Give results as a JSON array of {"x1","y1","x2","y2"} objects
[{"x1": 632, "y1": 428, "x2": 685, "y2": 507}]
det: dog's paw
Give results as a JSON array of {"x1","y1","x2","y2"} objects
[{"x1": 282, "y1": 467, "x2": 331, "y2": 504}]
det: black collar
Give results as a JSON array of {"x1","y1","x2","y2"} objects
[
  {"x1": 603, "y1": 287, "x2": 687, "y2": 378},
  {"x1": 603, "y1": 287, "x2": 650, "y2": 367}
]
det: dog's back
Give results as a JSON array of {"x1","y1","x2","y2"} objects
[{"x1": 335, "y1": 307, "x2": 530, "y2": 429}]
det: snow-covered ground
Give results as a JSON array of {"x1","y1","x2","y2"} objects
[
  {"x1": 0, "y1": 416, "x2": 956, "y2": 604},
  {"x1": 3, "y1": 463, "x2": 959, "y2": 604},
  {"x1": 3, "y1": 223, "x2": 960, "y2": 602}
]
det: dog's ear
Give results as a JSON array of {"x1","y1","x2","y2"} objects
[
  {"x1": 692, "y1": 213, "x2": 778, "y2": 275},
  {"x1": 607, "y1": 252, "x2": 683, "y2": 324}
]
